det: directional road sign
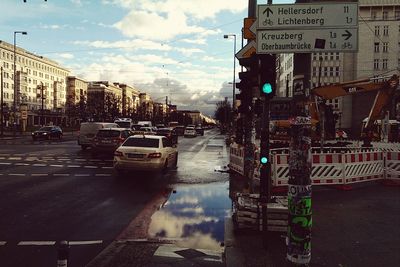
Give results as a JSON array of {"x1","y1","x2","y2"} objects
[
  {"x1": 236, "y1": 40, "x2": 256, "y2": 60},
  {"x1": 257, "y1": 2, "x2": 358, "y2": 29},
  {"x1": 257, "y1": 27, "x2": 358, "y2": 54}
]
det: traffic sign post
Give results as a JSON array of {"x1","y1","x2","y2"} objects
[
  {"x1": 257, "y1": 2, "x2": 358, "y2": 29},
  {"x1": 257, "y1": 27, "x2": 357, "y2": 54}
]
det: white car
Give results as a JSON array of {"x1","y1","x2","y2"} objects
[
  {"x1": 113, "y1": 135, "x2": 178, "y2": 174},
  {"x1": 184, "y1": 126, "x2": 197, "y2": 137}
]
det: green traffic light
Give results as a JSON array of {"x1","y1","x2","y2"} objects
[
  {"x1": 261, "y1": 156, "x2": 268, "y2": 164},
  {"x1": 262, "y1": 83, "x2": 272, "y2": 94}
]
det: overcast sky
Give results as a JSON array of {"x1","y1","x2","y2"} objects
[{"x1": 0, "y1": 0, "x2": 293, "y2": 116}]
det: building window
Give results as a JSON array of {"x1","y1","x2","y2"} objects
[
  {"x1": 374, "y1": 42, "x2": 380, "y2": 52},
  {"x1": 383, "y1": 26, "x2": 389, "y2": 36},
  {"x1": 330, "y1": 67, "x2": 334, "y2": 76},
  {"x1": 312, "y1": 67, "x2": 316, "y2": 76},
  {"x1": 336, "y1": 67, "x2": 340, "y2": 76},
  {"x1": 324, "y1": 67, "x2": 328, "y2": 76},
  {"x1": 383, "y1": 11, "x2": 388, "y2": 20},
  {"x1": 330, "y1": 53, "x2": 334, "y2": 60},
  {"x1": 336, "y1": 53, "x2": 339, "y2": 60},
  {"x1": 382, "y1": 59, "x2": 388, "y2": 70},
  {"x1": 396, "y1": 11, "x2": 400, "y2": 20},
  {"x1": 375, "y1": 26, "x2": 380, "y2": 36},
  {"x1": 383, "y1": 42, "x2": 388, "y2": 53},
  {"x1": 374, "y1": 59, "x2": 379, "y2": 70}
]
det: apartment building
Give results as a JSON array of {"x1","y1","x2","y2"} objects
[
  {"x1": 139, "y1": 93, "x2": 153, "y2": 120},
  {"x1": 0, "y1": 40, "x2": 69, "y2": 126},
  {"x1": 87, "y1": 81, "x2": 122, "y2": 121},
  {"x1": 66, "y1": 76, "x2": 88, "y2": 125},
  {"x1": 116, "y1": 83, "x2": 140, "y2": 117}
]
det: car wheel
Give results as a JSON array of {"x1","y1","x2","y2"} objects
[
  {"x1": 173, "y1": 153, "x2": 178, "y2": 168},
  {"x1": 162, "y1": 160, "x2": 168, "y2": 173}
]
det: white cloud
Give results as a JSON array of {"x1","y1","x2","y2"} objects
[
  {"x1": 72, "y1": 39, "x2": 172, "y2": 52},
  {"x1": 40, "y1": 24, "x2": 62, "y2": 30},
  {"x1": 57, "y1": 53, "x2": 74, "y2": 59}
]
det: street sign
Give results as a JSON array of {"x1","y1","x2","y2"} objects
[
  {"x1": 21, "y1": 111, "x2": 27, "y2": 120},
  {"x1": 257, "y1": 2, "x2": 358, "y2": 29},
  {"x1": 257, "y1": 27, "x2": 358, "y2": 54},
  {"x1": 235, "y1": 40, "x2": 256, "y2": 60},
  {"x1": 244, "y1": 18, "x2": 256, "y2": 40}
]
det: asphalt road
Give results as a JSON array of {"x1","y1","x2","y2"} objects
[{"x1": 0, "y1": 129, "x2": 230, "y2": 267}]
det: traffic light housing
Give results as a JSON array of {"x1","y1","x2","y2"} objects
[
  {"x1": 259, "y1": 54, "x2": 276, "y2": 100},
  {"x1": 236, "y1": 54, "x2": 259, "y2": 114}
]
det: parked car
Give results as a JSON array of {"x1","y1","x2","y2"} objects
[
  {"x1": 91, "y1": 128, "x2": 133, "y2": 155},
  {"x1": 156, "y1": 127, "x2": 178, "y2": 145},
  {"x1": 32, "y1": 126, "x2": 63, "y2": 140},
  {"x1": 174, "y1": 125, "x2": 185, "y2": 136},
  {"x1": 78, "y1": 122, "x2": 118, "y2": 150},
  {"x1": 184, "y1": 126, "x2": 197, "y2": 138},
  {"x1": 195, "y1": 125, "x2": 204, "y2": 136},
  {"x1": 113, "y1": 135, "x2": 178, "y2": 174}
]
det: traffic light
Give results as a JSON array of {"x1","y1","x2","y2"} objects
[
  {"x1": 236, "y1": 54, "x2": 259, "y2": 114},
  {"x1": 260, "y1": 155, "x2": 268, "y2": 165},
  {"x1": 259, "y1": 54, "x2": 276, "y2": 100}
]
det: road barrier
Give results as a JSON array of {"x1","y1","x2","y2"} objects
[{"x1": 230, "y1": 143, "x2": 400, "y2": 188}]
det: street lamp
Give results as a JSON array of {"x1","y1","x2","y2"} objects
[
  {"x1": 13, "y1": 31, "x2": 27, "y2": 136},
  {"x1": 224, "y1": 34, "x2": 236, "y2": 110}
]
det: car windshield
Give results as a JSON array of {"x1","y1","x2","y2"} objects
[
  {"x1": 115, "y1": 122, "x2": 131, "y2": 128},
  {"x1": 97, "y1": 130, "x2": 120, "y2": 138},
  {"x1": 39, "y1": 127, "x2": 53, "y2": 131},
  {"x1": 186, "y1": 127, "x2": 194, "y2": 130},
  {"x1": 123, "y1": 138, "x2": 159, "y2": 148}
]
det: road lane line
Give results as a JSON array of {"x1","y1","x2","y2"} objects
[
  {"x1": 101, "y1": 166, "x2": 113, "y2": 169},
  {"x1": 67, "y1": 165, "x2": 80, "y2": 168},
  {"x1": 75, "y1": 159, "x2": 86, "y2": 162},
  {"x1": 54, "y1": 174, "x2": 70, "y2": 177},
  {"x1": 18, "y1": 241, "x2": 56, "y2": 246},
  {"x1": 75, "y1": 174, "x2": 90, "y2": 177},
  {"x1": 0, "y1": 157, "x2": 5, "y2": 159},
  {"x1": 32, "y1": 174, "x2": 48, "y2": 176},
  {"x1": 69, "y1": 240, "x2": 103, "y2": 245},
  {"x1": 15, "y1": 163, "x2": 30, "y2": 166},
  {"x1": 33, "y1": 164, "x2": 47, "y2": 167},
  {"x1": 0, "y1": 163, "x2": 12, "y2": 165},
  {"x1": 50, "y1": 164, "x2": 64, "y2": 167},
  {"x1": 8, "y1": 157, "x2": 22, "y2": 160},
  {"x1": 84, "y1": 166, "x2": 97, "y2": 169},
  {"x1": 9, "y1": 174, "x2": 26, "y2": 176},
  {"x1": 0, "y1": 241, "x2": 6, "y2": 246},
  {"x1": 95, "y1": 174, "x2": 112, "y2": 176}
]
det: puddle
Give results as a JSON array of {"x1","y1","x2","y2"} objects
[{"x1": 148, "y1": 182, "x2": 231, "y2": 250}]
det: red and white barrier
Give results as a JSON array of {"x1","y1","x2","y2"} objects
[
  {"x1": 229, "y1": 144, "x2": 244, "y2": 176},
  {"x1": 385, "y1": 152, "x2": 400, "y2": 184}
]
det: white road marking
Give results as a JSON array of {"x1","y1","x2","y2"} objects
[
  {"x1": 84, "y1": 166, "x2": 97, "y2": 169},
  {"x1": 0, "y1": 163, "x2": 12, "y2": 165},
  {"x1": 89, "y1": 159, "x2": 101, "y2": 162},
  {"x1": 101, "y1": 166, "x2": 113, "y2": 169},
  {"x1": 33, "y1": 164, "x2": 47, "y2": 167},
  {"x1": 18, "y1": 241, "x2": 56, "y2": 246},
  {"x1": 8, "y1": 157, "x2": 22, "y2": 160},
  {"x1": 15, "y1": 163, "x2": 30, "y2": 166},
  {"x1": 74, "y1": 174, "x2": 90, "y2": 177},
  {"x1": 67, "y1": 165, "x2": 80, "y2": 168},
  {"x1": 75, "y1": 159, "x2": 86, "y2": 162},
  {"x1": 0, "y1": 157, "x2": 5, "y2": 159},
  {"x1": 54, "y1": 174, "x2": 70, "y2": 177},
  {"x1": 9, "y1": 174, "x2": 25, "y2": 176},
  {"x1": 0, "y1": 241, "x2": 6, "y2": 246},
  {"x1": 50, "y1": 164, "x2": 64, "y2": 167},
  {"x1": 95, "y1": 174, "x2": 112, "y2": 177},
  {"x1": 69, "y1": 240, "x2": 103, "y2": 245},
  {"x1": 32, "y1": 174, "x2": 48, "y2": 176}
]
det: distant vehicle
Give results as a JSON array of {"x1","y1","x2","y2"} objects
[
  {"x1": 114, "y1": 118, "x2": 132, "y2": 129},
  {"x1": 156, "y1": 127, "x2": 178, "y2": 145},
  {"x1": 137, "y1": 121, "x2": 153, "y2": 127},
  {"x1": 113, "y1": 135, "x2": 178, "y2": 174},
  {"x1": 184, "y1": 126, "x2": 197, "y2": 138},
  {"x1": 32, "y1": 126, "x2": 63, "y2": 140},
  {"x1": 168, "y1": 121, "x2": 179, "y2": 128},
  {"x1": 92, "y1": 128, "x2": 133, "y2": 155},
  {"x1": 156, "y1": 124, "x2": 165, "y2": 128},
  {"x1": 132, "y1": 127, "x2": 156, "y2": 135},
  {"x1": 78, "y1": 122, "x2": 118, "y2": 150},
  {"x1": 195, "y1": 125, "x2": 204, "y2": 136},
  {"x1": 131, "y1": 124, "x2": 142, "y2": 131},
  {"x1": 187, "y1": 124, "x2": 195, "y2": 128},
  {"x1": 174, "y1": 125, "x2": 185, "y2": 136}
]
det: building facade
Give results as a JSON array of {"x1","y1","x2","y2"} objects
[
  {"x1": 87, "y1": 81, "x2": 122, "y2": 122},
  {"x1": 0, "y1": 40, "x2": 70, "y2": 127},
  {"x1": 66, "y1": 76, "x2": 88, "y2": 125}
]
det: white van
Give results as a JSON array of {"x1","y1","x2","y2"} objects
[
  {"x1": 137, "y1": 121, "x2": 153, "y2": 127},
  {"x1": 114, "y1": 118, "x2": 132, "y2": 129},
  {"x1": 78, "y1": 122, "x2": 118, "y2": 149}
]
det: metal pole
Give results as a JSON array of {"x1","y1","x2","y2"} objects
[
  {"x1": 41, "y1": 82, "x2": 44, "y2": 126},
  {"x1": 1, "y1": 66, "x2": 4, "y2": 137},
  {"x1": 318, "y1": 56, "x2": 325, "y2": 150},
  {"x1": 13, "y1": 32, "x2": 16, "y2": 136},
  {"x1": 233, "y1": 35, "x2": 236, "y2": 110}
]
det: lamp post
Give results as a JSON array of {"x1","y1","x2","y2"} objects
[
  {"x1": 224, "y1": 34, "x2": 236, "y2": 110},
  {"x1": 13, "y1": 31, "x2": 27, "y2": 136}
]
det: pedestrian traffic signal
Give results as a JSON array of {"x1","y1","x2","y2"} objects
[
  {"x1": 259, "y1": 54, "x2": 276, "y2": 100},
  {"x1": 260, "y1": 156, "x2": 268, "y2": 164}
]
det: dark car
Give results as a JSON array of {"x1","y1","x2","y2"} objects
[
  {"x1": 91, "y1": 128, "x2": 133, "y2": 155},
  {"x1": 32, "y1": 126, "x2": 63, "y2": 140},
  {"x1": 156, "y1": 128, "x2": 178, "y2": 145},
  {"x1": 174, "y1": 125, "x2": 185, "y2": 136},
  {"x1": 195, "y1": 126, "x2": 204, "y2": 136}
]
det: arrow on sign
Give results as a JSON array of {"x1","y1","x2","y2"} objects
[
  {"x1": 342, "y1": 30, "x2": 352, "y2": 40},
  {"x1": 263, "y1": 7, "x2": 273, "y2": 17},
  {"x1": 235, "y1": 40, "x2": 256, "y2": 60}
]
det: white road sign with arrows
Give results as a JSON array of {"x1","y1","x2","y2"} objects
[{"x1": 257, "y1": 2, "x2": 358, "y2": 29}]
